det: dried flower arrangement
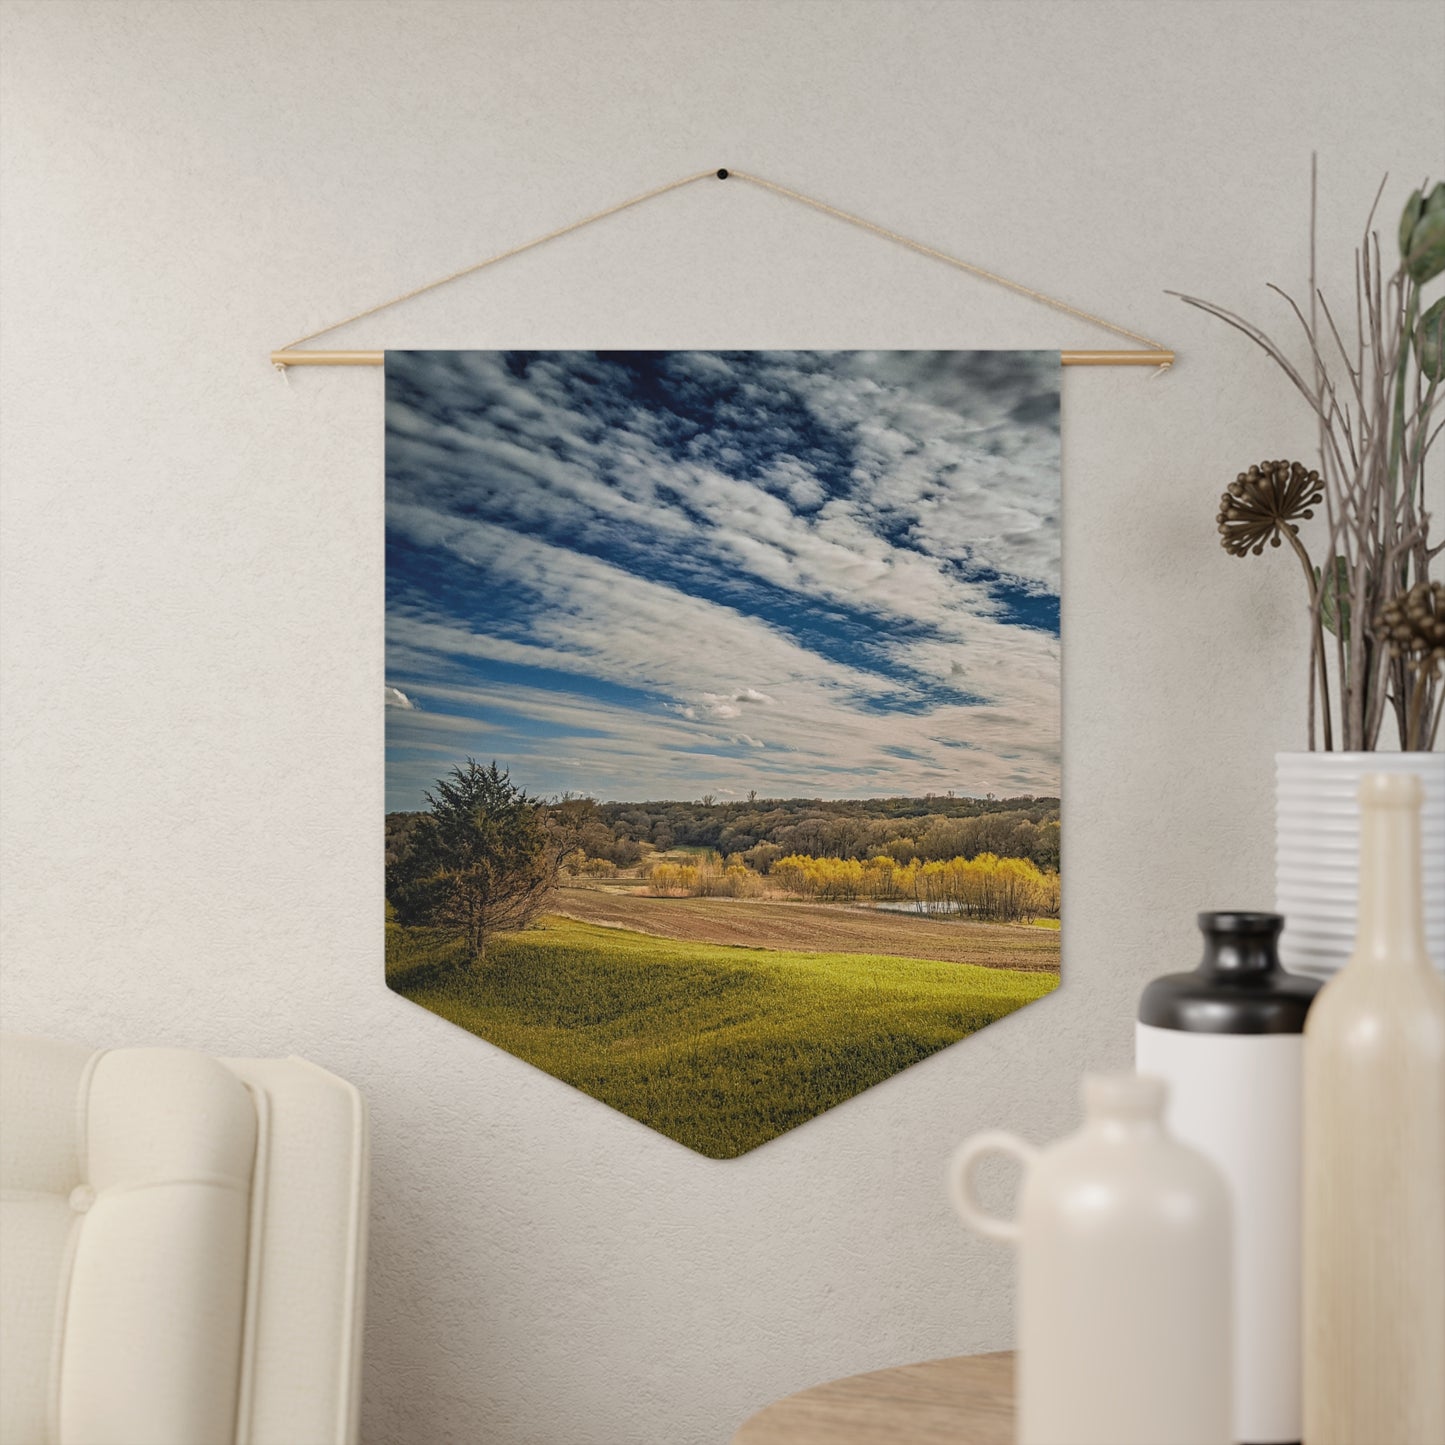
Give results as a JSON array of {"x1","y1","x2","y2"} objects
[{"x1": 1174, "y1": 167, "x2": 1443, "y2": 752}]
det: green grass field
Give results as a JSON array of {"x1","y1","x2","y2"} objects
[{"x1": 387, "y1": 915, "x2": 1057, "y2": 1157}]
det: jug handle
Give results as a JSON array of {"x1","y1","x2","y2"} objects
[{"x1": 948, "y1": 1131, "x2": 1036, "y2": 1244}]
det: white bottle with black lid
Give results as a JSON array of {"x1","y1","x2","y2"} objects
[{"x1": 1136, "y1": 912, "x2": 1320, "y2": 1445}]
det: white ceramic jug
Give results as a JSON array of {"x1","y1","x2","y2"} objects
[{"x1": 949, "y1": 1074, "x2": 1232, "y2": 1445}]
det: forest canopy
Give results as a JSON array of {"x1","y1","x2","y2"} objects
[{"x1": 387, "y1": 792, "x2": 1060, "y2": 875}]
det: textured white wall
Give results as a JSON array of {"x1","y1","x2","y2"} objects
[{"x1": 2, "y1": 3, "x2": 1440, "y2": 1442}]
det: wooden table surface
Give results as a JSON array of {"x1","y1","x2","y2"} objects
[{"x1": 732, "y1": 1351, "x2": 1014, "y2": 1444}]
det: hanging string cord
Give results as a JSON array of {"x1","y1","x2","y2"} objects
[
  {"x1": 278, "y1": 168, "x2": 718, "y2": 356},
  {"x1": 275, "y1": 166, "x2": 1168, "y2": 367},
  {"x1": 728, "y1": 170, "x2": 1170, "y2": 366}
]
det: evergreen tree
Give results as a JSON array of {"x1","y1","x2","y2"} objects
[{"x1": 387, "y1": 760, "x2": 553, "y2": 962}]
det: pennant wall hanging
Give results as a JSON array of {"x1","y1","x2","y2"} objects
[
  {"x1": 382, "y1": 348, "x2": 1061, "y2": 1157},
  {"x1": 277, "y1": 168, "x2": 1167, "y2": 1155}
]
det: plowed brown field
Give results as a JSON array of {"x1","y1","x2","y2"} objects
[{"x1": 551, "y1": 886, "x2": 1060, "y2": 972}]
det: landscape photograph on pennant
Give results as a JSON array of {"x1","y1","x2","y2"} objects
[{"x1": 384, "y1": 350, "x2": 1061, "y2": 1157}]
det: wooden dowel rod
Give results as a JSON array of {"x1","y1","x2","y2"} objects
[
  {"x1": 272, "y1": 350, "x2": 386, "y2": 366},
  {"x1": 1063, "y1": 349, "x2": 1174, "y2": 367},
  {"x1": 271, "y1": 348, "x2": 1173, "y2": 370}
]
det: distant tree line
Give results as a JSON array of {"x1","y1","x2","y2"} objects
[{"x1": 387, "y1": 792, "x2": 1061, "y2": 877}]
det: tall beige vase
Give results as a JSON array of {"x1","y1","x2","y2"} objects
[{"x1": 1303, "y1": 773, "x2": 1445, "y2": 1444}]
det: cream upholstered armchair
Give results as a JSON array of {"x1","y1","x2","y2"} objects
[{"x1": 0, "y1": 1034, "x2": 369, "y2": 1445}]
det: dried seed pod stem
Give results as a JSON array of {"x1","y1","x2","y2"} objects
[{"x1": 1178, "y1": 160, "x2": 1441, "y2": 752}]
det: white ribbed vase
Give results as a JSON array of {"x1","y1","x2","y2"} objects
[{"x1": 1276, "y1": 752, "x2": 1445, "y2": 979}]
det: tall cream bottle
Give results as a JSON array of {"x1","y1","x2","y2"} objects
[
  {"x1": 950, "y1": 1074, "x2": 1231, "y2": 1445},
  {"x1": 1302, "y1": 772, "x2": 1445, "y2": 1444}
]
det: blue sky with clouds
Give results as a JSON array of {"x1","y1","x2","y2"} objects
[{"x1": 385, "y1": 350, "x2": 1060, "y2": 809}]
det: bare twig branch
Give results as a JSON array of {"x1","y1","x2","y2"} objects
[{"x1": 1180, "y1": 168, "x2": 1439, "y2": 751}]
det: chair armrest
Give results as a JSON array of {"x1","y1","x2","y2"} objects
[{"x1": 221, "y1": 1057, "x2": 369, "y2": 1445}]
